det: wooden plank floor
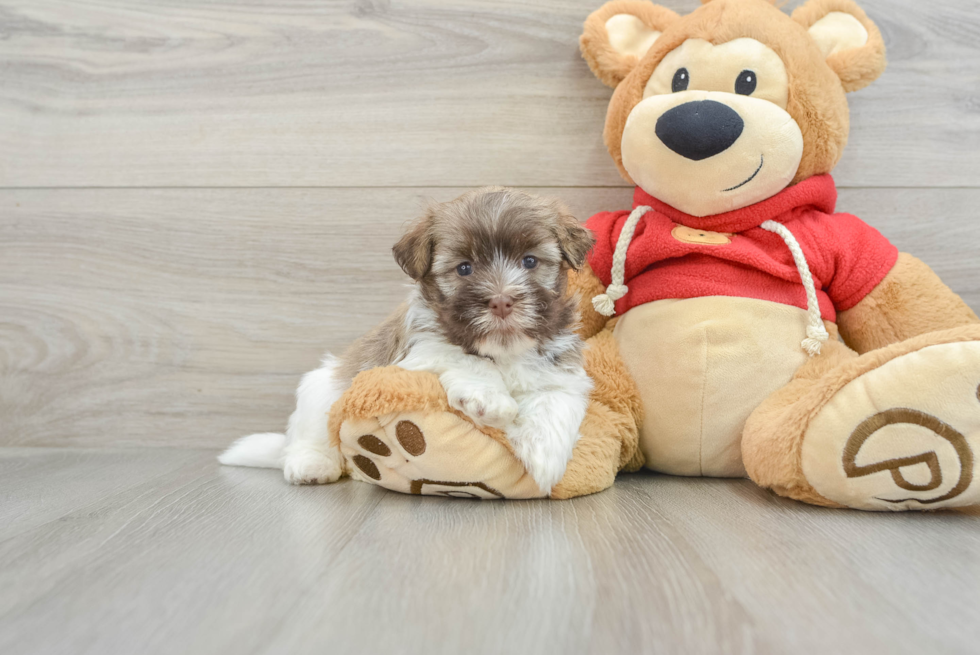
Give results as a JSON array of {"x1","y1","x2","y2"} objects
[
  {"x1": 0, "y1": 448, "x2": 977, "y2": 655},
  {"x1": 2, "y1": 0, "x2": 980, "y2": 653}
]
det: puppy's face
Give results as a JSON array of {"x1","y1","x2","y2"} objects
[{"x1": 393, "y1": 187, "x2": 595, "y2": 357}]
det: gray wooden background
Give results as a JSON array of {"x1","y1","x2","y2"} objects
[{"x1": 2, "y1": 0, "x2": 979, "y2": 448}]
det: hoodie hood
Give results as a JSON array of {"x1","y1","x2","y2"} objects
[{"x1": 632, "y1": 175, "x2": 838, "y2": 234}]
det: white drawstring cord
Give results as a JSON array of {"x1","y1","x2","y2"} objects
[
  {"x1": 759, "y1": 220, "x2": 829, "y2": 357},
  {"x1": 591, "y1": 205, "x2": 652, "y2": 317}
]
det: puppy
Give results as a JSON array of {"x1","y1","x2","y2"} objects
[{"x1": 219, "y1": 187, "x2": 596, "y2": 493}]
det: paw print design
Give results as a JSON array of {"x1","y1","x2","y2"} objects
[{"x1": 336, "y1": 410, "x2": 544, "y2": 500}]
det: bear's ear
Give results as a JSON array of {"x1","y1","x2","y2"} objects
[
  {"x1": 793, "y1": 0, "x2": 887, "y2": 92},
  {"x1": 580, "y1": 1, "x2": 680, "y2": 88}
]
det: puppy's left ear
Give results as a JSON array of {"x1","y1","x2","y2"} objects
[
  {"x1": 793, "y1": 0, "x2": 886, "y2": 92},
  {"x1": 392, "y1": 208, "x2": 436, "y2": 280},
  {"x1": 552, "y1": 210, "x2": 595, "y2": 271}
]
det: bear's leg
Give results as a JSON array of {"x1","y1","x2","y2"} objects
[
  {"x1": 551, "y1": 326, "x2": 645, "y2": 499},
  {"x1": 329, "y1": 366, "x2": 545, "y2": 499},
  {"x1": 328, "y1": 326, "x2": 643, "y2": 500},
  {"x1": 743, "y1": 326, "x2": 980, "y2": 510}
]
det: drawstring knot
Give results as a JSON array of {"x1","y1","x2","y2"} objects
[
  {"x1": 592, "y1": 283, "x2": 628, "y2": 316},
  {"x1": 802, "y1": 325, "x2": 831, "y2": 357}
]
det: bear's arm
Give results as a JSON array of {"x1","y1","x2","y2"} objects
[
  {"x1": 568, "y1": 261, "x2": 611, "y2": 340},
  {"x1": 837, "y1": 253, "x2": 979, "y2": 354},
  {"x1": 574, "y1": 209, "x2": 634, "y2": 339}
]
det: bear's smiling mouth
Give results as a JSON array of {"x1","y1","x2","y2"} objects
[{"x1": 723, "y1": 154, "x2": 765, "y2": 192}]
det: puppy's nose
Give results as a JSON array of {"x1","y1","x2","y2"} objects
[
  {"x1": 488, "y1": 295, "x2": 514, "y2": 318},
  {"x1": 655, "y1": 100, "x2": 744, "y2": 161}
]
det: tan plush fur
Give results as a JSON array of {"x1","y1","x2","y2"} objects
[
  {"x1": 791, "y1": 0, "x2": 887, "y2": 93},
  {"x1": 552, "y1": 327, "x2": 645, "y2": 498},
  {"x1": 568, "y1": 261, "x2": 611, "y2": 340},
  {"x1": 742, "y1": 325, "x2": 980, "y2": 506},
  {"x1": 838, "y1": 253, "x2": 980, "y2": 354},
  {"x1": 580, "y1": 1, "x2": 680, "y2": 88}
]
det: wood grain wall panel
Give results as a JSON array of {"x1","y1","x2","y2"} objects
[
  {"x1": 0, "y1": 0, "x2": 977, "y2": 188},
  {"x1": 2, "y1": 186, "x2": 976, "y2": 448}
]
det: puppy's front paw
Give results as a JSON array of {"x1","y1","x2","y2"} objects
[
  {"x1": 507, "y1": 428, "x2": 577, "y2": 494},
  {"x1": 283, "y1": 445, "x2": 343, "y2": 485},
  {"x1": 447, "y1": 386, "x2": 518, "y2": 429}
]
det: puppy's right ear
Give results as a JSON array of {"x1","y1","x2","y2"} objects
[
  {"x1": 552, "y1": 209, "x2": 596, "y2": 271},
  {"x1": 392, "y1": 209, "x2": 436, "y2": 281}
]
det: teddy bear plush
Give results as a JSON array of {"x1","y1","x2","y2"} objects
[{"x1": 327, "y1": 0, "x2": 980, "y2": 510}]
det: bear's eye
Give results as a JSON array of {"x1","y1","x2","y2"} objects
[
  {"x1": 671, "y1": 68, "x2": 690, "y2": 93},
  {"x1": 456, "y1": 262, "x2": 473, "y2": 276},
  {"x1": 735, "y1": 70, "x2": 757, "y2": 96}
]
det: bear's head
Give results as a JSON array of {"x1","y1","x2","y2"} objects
[{"x1": 580, "y1": 0, "x2": 886, "y2": 217}]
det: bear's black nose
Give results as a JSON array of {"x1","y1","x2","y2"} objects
[{"x1": 655, "y1": 100, "x2": 745, "y2": 161}]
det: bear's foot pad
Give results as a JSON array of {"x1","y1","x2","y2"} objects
[
  {"x1": 802, "y1": 339, "x2": 980, "y2": 510},
  {"x1": 338, "y1": 410, "x2": 545, "y2": 499}
]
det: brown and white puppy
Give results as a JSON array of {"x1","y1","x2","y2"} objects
[{"x1": 220, "y1": 187, "x2": 596, "y2": 493}]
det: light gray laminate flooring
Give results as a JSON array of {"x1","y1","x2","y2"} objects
[{"x1": 1, "y1": 448, "x2": 978, "y2": 655}]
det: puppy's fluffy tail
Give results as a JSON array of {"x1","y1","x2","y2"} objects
[
  {"x1": 218, "y1": 433, "x2": 285, "y2": 469},
  {"x1": 219, "y1": 353, "x2": 345, "y2": 470}
]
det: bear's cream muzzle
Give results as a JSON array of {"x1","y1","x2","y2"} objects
[{"x1": 621, "y1": 90, "x2": 804, "y2": 218}]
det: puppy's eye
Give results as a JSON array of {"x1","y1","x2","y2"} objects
[
  {"x1": 456, "y1": 262, "x2": 473, "y2": 277},
  {"x1": 522, "y1": 255, "x2": 538, "y2": 269},
  {"x1": 671, "y1": 68, "x2": 690, "y2": 93},
  {"x1": 735, "y1": 70, "x2": 757, "y2": 95}
]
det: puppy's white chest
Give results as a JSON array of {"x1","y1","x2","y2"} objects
[{"x1": 496, "y1": 355, "x2": 551, "y2": 396}]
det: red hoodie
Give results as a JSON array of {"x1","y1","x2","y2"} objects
[{"x1": 585, "y1": 175, "x2": 898, "y2": 322}]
